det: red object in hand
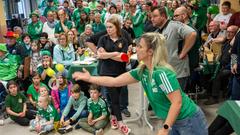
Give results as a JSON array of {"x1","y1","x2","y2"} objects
[{"x1": 121, "y1": 53, "x2": 129, "y2": 62}]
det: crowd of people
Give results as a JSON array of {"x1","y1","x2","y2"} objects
[{"x1": 0, "y1": 0, "x2": 240, "y2": 135}]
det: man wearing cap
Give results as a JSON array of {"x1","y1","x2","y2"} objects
[
  {"x1": 27, "y1": 11, "x2": 43, "y2": 40},
  {"x1": 72, "y1": 0, "x2": 90, "y2": 34},
  {"x1": 0, "y1": 44, "x2": 20, "y2": 81},
  {"x1": 4, "y1": 31, "x2": 24, "y2": 58}
]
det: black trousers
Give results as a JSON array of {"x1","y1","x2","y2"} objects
[
  {"x1": 12, "y1": 110, "x2": 35, "y2": 126},
  {"x1": 208, "y1": 115, "x2": 234, "y2": 135},
  {"x1": 211, "y1": 69, "x2": 231, "y2": 97},
  {"x1": 107, "y1": 87, "x2": 123, "y2": 121}
]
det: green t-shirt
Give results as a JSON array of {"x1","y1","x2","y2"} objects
[
  {"x1": 37, "y1": 105, "x2": 59, "y2": 121},
  {"x1": 27, "y1": 83, "x2": 49, "y2": 102},
  {"x1": 5, "y1": 92, "x2": 27, "y2": 120},
  {"x1": 87, "y1": 98, "x2": 108, "y2": 119},
  {"x1": 54, "y1": 20, "x2": 73, "y2": 34},
  {"x1": 129, "y1": 67, "x2": 197, "y2": 120},
  {"x1": 27, "y1": 20, "x2": 43, "y2": 40}
]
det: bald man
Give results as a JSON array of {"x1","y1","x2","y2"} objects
[{"x1": 173, "y1": 6, "x2": 189, "y2": 24}]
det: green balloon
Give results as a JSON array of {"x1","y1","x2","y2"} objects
[{"x1": 207, "y1": 5, "x2": 219, "y2": 14}]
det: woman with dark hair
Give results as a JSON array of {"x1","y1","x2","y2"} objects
[{"x1": 94, "y1": 15, "x2": 131, "y2": 134}]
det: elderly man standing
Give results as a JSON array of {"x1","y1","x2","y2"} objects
[{"x1": 151, "y1": 6, "x2": 197, "y2": 91}]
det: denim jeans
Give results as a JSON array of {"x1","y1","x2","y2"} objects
[
  {"x1": 30, "y1": 119, "x2": 54, "y2": 132},
  {"x1": 230, "y1": 76, "x2": 240, "y2": 100},
  {"x1": 64, "y1": 109, "x2": 88, "y2": 125},
  {"x1": 169, "y1": 107, "x2": 208, "y2": 135}
]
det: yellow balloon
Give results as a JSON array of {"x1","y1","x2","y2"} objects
[
  {"x1": 45, "y1": 67, "x2": 56, "y2": 77},
  {"x1": 55, "y1": 64, "x2": 65, "y2": 72}
]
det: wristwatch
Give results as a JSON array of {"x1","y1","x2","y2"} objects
[{"x1": 163, "y1": 124, "x2": 172, "y2": 130}]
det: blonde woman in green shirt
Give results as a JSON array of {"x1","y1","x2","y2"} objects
[{"x1": 73, "y1": 32, "x2": 208, "y2": 135}]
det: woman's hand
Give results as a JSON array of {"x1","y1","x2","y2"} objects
[
  {"x1": 157, "y1": 128, "x2": 169, "y2": 135},
  {"x1": 72, "y1": 68, "x2": 91, "y2": 82},
  {"x1": 231, "y1": 64, "x2": 238, "y2": 74}
]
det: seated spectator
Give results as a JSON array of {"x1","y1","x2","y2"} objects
[
  {"x1": 42, "y1": 11, "x2": 57, "y2": 44},
  {"x1": 54, "y1": 9, "x2": 73, "y2": 38},
  {"x1": 79, "y1": 24, "x2": 94, "y2": 48},
  {"x1": 204, "y1": 21, "x2": 226, "y2": 48},
  {"x1": 213, "y1": 1, "x2": 232, "y2": 30},
  {"x1": 27, "y1": 11, "x2": 43, "y2": 40},
  {"x1": 5, "y1": 81, "x2": 35, "y2": 126},
  {"x1": 53, "y1": 33, "x2": 75, "y2": 68},
  {"x1": 30, "y1": 40, "x2": 41, "y2": 76},
  {"x1": 37, "y1": 50, "x2": 57, "y2": 86},
  {"x1": 43, "y1": 0, "x2": 58, "y2": 17},
  {"x1": 39, "y1": 32, "x2": 55, "y2": 54},
  {"x1": 51, "y1": 72, "x2": 72, "y2": 115},
  {"x1": 13, "y1": 26, "x2": 24, "y2": 45},
  {"x1": 27, "y1": 73, "x2": 49, "y2": 110},
  {"x1": 77, "y1": 84, "x2": 109, "y2": 134},
  {"x1": 29, "y1": 96, "x2": 59, "y2": 134},
  {"x1": 92, "y1": 12, "x2": 106, "y2": 34},
  {"x1": 58, "y1": 84, "x2": 88, "y2": 134},
  {"x1": 122, "y1": 17, "x2": 135, "y2": 39},
  {"x1": 0, "y1": 44, "x2": 19, "y2": 81},
  {"x1": 204, "y1": 25, "x2": 239, "y2": 105}
]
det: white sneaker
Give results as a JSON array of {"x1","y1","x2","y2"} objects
[{"x1": 95, "y1": 128, "x2": 104, "y2": 135}]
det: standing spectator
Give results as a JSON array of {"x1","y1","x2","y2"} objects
[
  {"x1": 27, "y1": 11, "x2": 43, "y2": 40},
  {"x1": 96, "y1": 15, "x2": 131, "y2": 134},
  {"x1": 151, "y1": 6, "x2": 197, "y2": 90},
  {"x1": 129, "y1": 2, "x2": 144, "y2": 38}
]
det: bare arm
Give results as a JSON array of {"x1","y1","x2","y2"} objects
[
  {"x1": 72, "y1": 69, "x2": 138, "y2": 87},
  {"x1": 159, "y1": 90, "x2": 182, "y2": 134},
  {"x1": 6, "y1": 107, "x2": 20, "y2": 117},
  {"x1": 179, "y1": 31, "x2": 197, "y2": 59},
  {"x1": 93, "y1": 115, "x2": 106, "y2": 122}
]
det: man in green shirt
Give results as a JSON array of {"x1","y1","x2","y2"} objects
[
  {"x1": 54, "y1": 9, "x2": 73, "y2": 38},
  {"x1": 72, "y1": 0, "x2": 90, "y2": 34},
  {"x1": 43, "y1": 0, "x2": 58, "y2": 17},
  {"x1": 27, "y1": 12, "x2": 43, "y2": 40}
]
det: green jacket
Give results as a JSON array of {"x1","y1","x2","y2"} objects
[
  {"x1": 0, "y1": 53, "x2": 20, "y2": 80},
  {"x1": 131, "y1": 10, "x2": 144, "y2": 38}
]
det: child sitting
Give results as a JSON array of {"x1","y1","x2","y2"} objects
[
  {"x1": 77, "y1": 84, "x2": 109, "y2": 135},
  {"x1": 58, "y1": 84, "x2": 88, "y2": 134},
  {"x1": 51, "y1": 72, "x2": 72, "y2": 114},
  {"x1": 29, "y1": 96, "x2": 59, "y2": 135},
  {"x1": 27, "y1": 73, "x2": 48, "y2": 110},
  {"x1": 5, "y1": 81, "x2": 35, "y2": 126}
]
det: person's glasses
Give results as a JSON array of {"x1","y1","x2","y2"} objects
[
  {"x1": 174, "y1": 14, "x2": 182, "y2": 18},
  {"x1": 59, "y1": 38, "x2": 66, "y2": 41}
]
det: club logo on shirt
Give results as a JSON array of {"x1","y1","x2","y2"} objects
[
  {"x1": 18, "y1": 98, "x2": 22, "y2": 103},
  {"x1": 118, "y1": 43, "x2": 122, "y2": 48}
]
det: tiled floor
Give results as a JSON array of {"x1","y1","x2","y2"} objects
[{"x1": 0, "y1": 83, "x2": 236, "y2": 135}]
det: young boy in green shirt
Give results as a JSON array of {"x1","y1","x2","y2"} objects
[
  {"x1": 5, "y1": 81, "x2": 35, "y2": 126},
  {"x1": 29, "y1": 95, "x2": 59, "y2": 135},
  {"x1": 77, "y1": 84, "x2": 109, "y2": 135}
]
